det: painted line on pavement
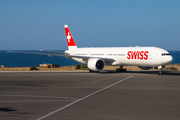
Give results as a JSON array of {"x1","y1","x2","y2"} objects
[
  {"x1": 93, "y1": 77, "x2": 111, "y2": 83},
  {"x1": 36, "y1": 75, "x2": 133, "y2": 120}
]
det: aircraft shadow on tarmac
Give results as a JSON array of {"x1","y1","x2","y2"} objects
[
  {"x1": 52, "y1": 70, "x2": 180, "y2": 75},
  {"x1": 0, "y1": 107, "x2": 17, "y2": 112},
  {"x1": 100, "y1": 70, "x2": 180, "y2": 76},
  {"x1": 127, "y1": 71, "x2": 180, "y2": 76}
]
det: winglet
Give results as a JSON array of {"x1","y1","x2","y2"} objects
[{"x1": 64, "y1": 25, "x2": 77, "y2": 50}]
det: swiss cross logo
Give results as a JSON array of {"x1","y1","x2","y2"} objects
[{"x1": 67, "y1": 32, "x2": 71, "y2": 43}]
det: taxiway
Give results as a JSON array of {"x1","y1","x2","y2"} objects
[{"x1": 0, "y1": 71, "x2": 180, "y2": 120}]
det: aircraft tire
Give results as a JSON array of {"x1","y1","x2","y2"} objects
[
  {"x1": 89, "y1": 70, "x2": 94, "y2": 73},
  {"x1": 116, "y1": 69, "x2": 127, "y2": 72}
]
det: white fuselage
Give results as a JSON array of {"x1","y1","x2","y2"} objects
[{"x1": 65, "y1": 47, "x2": 173, "y2": 67}]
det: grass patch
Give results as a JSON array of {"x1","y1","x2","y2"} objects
[
  {"x1": 75, "y1": 64, "x2": 88, "y2": 70},
  {"x1": 165, "y1": 67, "x2": 178, "y2": 71},
  {"x1": 30, "y1": 66, "x2": 39, "y2": 70}
]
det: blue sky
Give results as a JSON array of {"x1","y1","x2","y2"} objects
[{"x1": 0, "y1": 0, "x2": 180, "y2": 50}]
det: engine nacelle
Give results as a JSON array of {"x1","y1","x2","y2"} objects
[
  {"x1": 138, "y1": 66, "x2": 153, "y2": 70},
  {"x1": 88, "y1": 58, "x2": 105, "y2": 71}
]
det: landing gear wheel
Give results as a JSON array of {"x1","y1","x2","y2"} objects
[
  {"x1": 158, "y1": 66, "x2": 164, "y2": 76},
  {"x1": 116, "y1": 68, "x2": 127, "y2": 72},
  {"x1": 116, "y1": 66, "x2": 127, "y2": 72},
  {"x1": 89, "y1": 70, "x2": 94, "y2": 73},
  {"x1": 89, "y1": 70, "x2": 100, "y2": 73}
]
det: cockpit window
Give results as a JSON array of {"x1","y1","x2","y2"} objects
[{"x1": 161, "y1": 53, "x2": 171, "y2": 56}]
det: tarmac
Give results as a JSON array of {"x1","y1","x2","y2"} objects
[{"x1": 0, "y1": 70, "x2": 180, "y2": 120}]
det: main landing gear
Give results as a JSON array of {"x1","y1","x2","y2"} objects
[
  {"x1": 116, "y1": 66, "x2": 127, "y2": 72},
  {"x1": 89, "y1": 70, "x2": 100, "y2": 73}
]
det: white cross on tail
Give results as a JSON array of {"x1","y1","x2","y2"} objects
[{"x1": 67, "y1": 32, "x2": 71, "y2": 43}]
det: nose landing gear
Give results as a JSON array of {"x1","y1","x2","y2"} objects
[
  {"x1": 158, "y1": 69, "x2": 163, "y2": 76},
  {"x1": 158, "y1": 66, "x2": 165, "y2": 76}
]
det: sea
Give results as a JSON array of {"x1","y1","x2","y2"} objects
[
  {"x1": 0, "y1": 50, "x2": 79, "y2": 67},
  {"x1": 0, "y1": 50, "x2": 180, "y2": 67}
]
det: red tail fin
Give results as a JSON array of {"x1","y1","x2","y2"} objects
[{"x1": 64, "y1": 25, "x2": 77, "y2": 50}]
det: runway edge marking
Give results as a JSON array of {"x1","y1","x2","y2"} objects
[{"x1": 36, "y1": 75, "x2": 133, "y2": 120}]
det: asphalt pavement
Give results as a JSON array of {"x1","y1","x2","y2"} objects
[{"x1": 0, "y1": 71, "x2": 180, "y2": 120}]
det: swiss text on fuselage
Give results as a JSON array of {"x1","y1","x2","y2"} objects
[{"x1": 127, "y1": 51, "x2": 149, "y2": 60}]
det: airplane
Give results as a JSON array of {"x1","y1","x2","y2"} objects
[{"x1": 10, "y1": 25, "x2": 173, "y2": 75}]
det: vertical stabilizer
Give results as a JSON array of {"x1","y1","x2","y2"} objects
[{"x1": 64, "y1": 25, "x2": 77, "y2": 50}]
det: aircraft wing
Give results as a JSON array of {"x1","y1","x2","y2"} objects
[
  {"x1": 8, "y1": 51, "x2": 69, "y2": 57},
  {"x1": 40, "y1": 50, "x2": 67, "y2": 54},
  {"x1": 8, "y1": 51, "x2": 115, "y2": 63}
]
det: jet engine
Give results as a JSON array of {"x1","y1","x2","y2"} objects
[
  {"x1": 138, "y1": 66, "x2": 152, "y2": 70},
  {"x1": 88, "y1": 58, "x2": 105, "y2": 71}
]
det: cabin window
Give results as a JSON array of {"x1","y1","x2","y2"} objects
[
  {"x1": 75, "y1": 54, "x2": 86, "y2": 55},
  {"x1": 90, "y1": 54, "x2": 104, "y2": 56},
  {"x1": 108, "y1": 54, "x2": 125, "y2": 56}
]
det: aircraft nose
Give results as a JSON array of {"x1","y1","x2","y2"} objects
[
  {"x1": 170, "y1": 55, "x2": 173, "y2": 63},
  {"x1": 167, "y1": 55, "x2": 173, "y2": 64},
  {"x1": 161, "y1": 54, "x2": 173, "y2": 65}
]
